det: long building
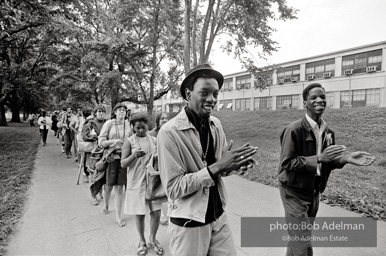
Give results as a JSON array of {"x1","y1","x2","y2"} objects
[{"x1": 155, "y1": 40, "x2": 386, "y2": 112}]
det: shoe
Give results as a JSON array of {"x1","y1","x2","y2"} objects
[
  {"x1": 137, "y1": 242, "x2": 147, "y2": 255},
  {"x1": 117, "y1": 219, "x2": 126, "y2": 227},
  {"x1": 148, "y1": 240, "x2": 164, "y2": 255},
  {"x1": 92, "y1": 197, "x2": 98, "y2": 205},
  {"x1": 160, "y1": 216, "x2": 168, "y2": 225},
  {"x1": 83, "y1": 175, "x2": 89, "y2": 183}
]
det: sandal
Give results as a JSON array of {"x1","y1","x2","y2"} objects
[
  {"x1": 148, "y1": 240, "x2": 164, "y2": 255},
  {"x1": 137, "y1": 242, "x2": 147, "y2": 255},
  {"x1": 117, "y1": 219, "x2": 126, "y2": 227}
]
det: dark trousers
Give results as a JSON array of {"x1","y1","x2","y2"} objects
[
  {"x1": 29, "y1": 120, "x2": 35, "y2": 127},
  {"x1": 63, "y1": 130, "x2": 73, "y2": 156},
  {"x1": 83, "y1": 153, "x2": 90, "y2": 176},
  {"x1": 40, "y1": 129, "x2": 48, "y2": 143},
  {"x1": 279, "y1": 185, "x2": 320, "y2": 256}
]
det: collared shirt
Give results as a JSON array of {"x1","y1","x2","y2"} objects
[{"x1": 305, "y1": 114, "x2": 326, "y2": 176}]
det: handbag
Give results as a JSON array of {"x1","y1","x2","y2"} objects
[
  {"x1": 145, "y1": 154, "x2": 167, "y2": 202},
  {"x1": 95, "y1": 147, "x2": 116, "y2": 172},
  {"x1": 77, "y1": 133, "x2": 97, "y2": 153}
]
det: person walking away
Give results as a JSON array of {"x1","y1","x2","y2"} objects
[
  {"x1": 98, "y1": 103, "x2": 132, "y2": 227},
  {"x1": 121, "y1": 113, "x2": 163, "y2": 256},
  {"x1": 38, "y1": 111, "x2": 52, "y2": 146},
  {"x1": 278, "y1": 83, "x2": 376, "y2": 256},
  {"x1": 158, "y1": 64, "x2": 258, "y2": 256}
]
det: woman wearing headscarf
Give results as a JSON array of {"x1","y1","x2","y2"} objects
[
  {"x1": 98, "y1": 103, "x2": 132, "y2": 227},
  {"x1": 121, "y1": 113, "x2": 163, "y2": 256}
]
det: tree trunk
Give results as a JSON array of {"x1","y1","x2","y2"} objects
[
  {"x1": 199, "y1": 0, "x2": 215, "y2": 64},
  {"x1": 148, "y1": 0, "x2": 161, "y2": 127},
  {"x1": 192, "y1": 0, "x2": 199, "y2": 66},
  {"x1": 0, "y1": 101, "x2": 8, "y2": 126},
  {"x1": 204, "y1": 0, "x2": 221, "y2": 63},
  {"x1": 109, "y1": 57, "x2": 118, "y2": 111},
  {"x1": 183, "y1": 0, "x2": 192, "y2": 74},
  {"x1": 110, "y1": 82, "x2": 120, "y2": 112},
  {"x1": 10, "y1": 106, "x2": 21, "y2": 122}
]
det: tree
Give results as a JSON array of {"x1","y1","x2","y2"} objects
[
  {"x1": 44, "y1": 0, "x2": 184, "y2": 122},
  {"x1": 117, "y1": 0, "x2": 185, "y2": 119},
  {"x1": 0, "y1": 0, "x2": 75, "y2": 125},
  {"x1": 183, "y1": 0, "x2": 297, "y2": 76}
]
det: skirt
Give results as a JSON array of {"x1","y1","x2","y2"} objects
[{"x1": 105, "y1": 159, "x2": 127, "y2": 186}]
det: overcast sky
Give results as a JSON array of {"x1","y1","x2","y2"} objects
[{"x1": 210, "y1": 0, "x2": 386, "y2": 75}]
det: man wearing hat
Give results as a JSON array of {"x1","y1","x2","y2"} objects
[{"x1": 157, "y1": 64, "x2": 258, "y2": 255}]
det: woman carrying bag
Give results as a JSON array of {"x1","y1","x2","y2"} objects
[
  {"x1": 98, "y1": 103, "x2": 132, "y2": 227},
  {"x1": 82, "y1": 105, "x2": 107, "y2": 204},
  {"x1": 121, "y1": 113, "x2": 164, "y2": 256}
]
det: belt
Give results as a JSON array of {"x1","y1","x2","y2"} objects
[{"x1": 280, "y1": 176, "x2": 321, "y2": 195}]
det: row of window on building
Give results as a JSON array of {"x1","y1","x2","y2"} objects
[
  {"x1": 218, "y1": 88, "x2": 381, "y2": 111},
  {"x1": 222, "y1": 49, "x2": 382, "y2": 91}
]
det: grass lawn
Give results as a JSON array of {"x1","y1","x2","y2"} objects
[
  {"x1": 0, "y1": 108, "x2": 385, "y2": 254},
  {"x1": 0, "y1": 122, "x2": 40, "y2": 255},
  {"x1": 213, "y1": 107, "x2": 386, "y2": 220}
]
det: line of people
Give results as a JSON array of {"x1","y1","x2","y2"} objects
[
  {"x1": 42, "y1": 63, "x2": 375, "y2": 256},
  {"x1": 75, "y1": 104, "x2": 169, "y2": 256}
]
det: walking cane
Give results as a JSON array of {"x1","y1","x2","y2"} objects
[{"x1": 76, "y1": 153, "x2": 84, "y2": 185}]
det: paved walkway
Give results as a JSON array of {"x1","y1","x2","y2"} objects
[{"x1": 6, "y1": 134, "x2": 386, "y2": 256}]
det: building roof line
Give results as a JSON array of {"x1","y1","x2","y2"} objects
[{"x1": 224, "y1": 40, "x2": 386, "y2": 78}]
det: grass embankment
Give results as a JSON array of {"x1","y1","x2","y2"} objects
[
  {"x1": 0, "y1": 122, "x2": 40, "y2": 255},
  {"x1": 213, "y1": 107, "x2": 386, "y2": 220}
]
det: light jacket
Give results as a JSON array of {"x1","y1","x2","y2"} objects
[
  {"x1": 157, "y1": 108, "x2": 228, "y2": 223},
  {"x1": 37, "y1": 116, "x2": 52, "y2": 130}
]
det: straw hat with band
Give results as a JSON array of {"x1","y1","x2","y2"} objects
[{"x1": 180, "y1": 64, "x2": 224, "y2": 101}]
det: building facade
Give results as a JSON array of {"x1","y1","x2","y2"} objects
[{"x1": 154, "y1": 40, "x2": 386, "y2": 112}]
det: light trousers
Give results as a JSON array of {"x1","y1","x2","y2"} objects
[{"x1": 168, "y1": 213, "x2": 236, "y2": 256}]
